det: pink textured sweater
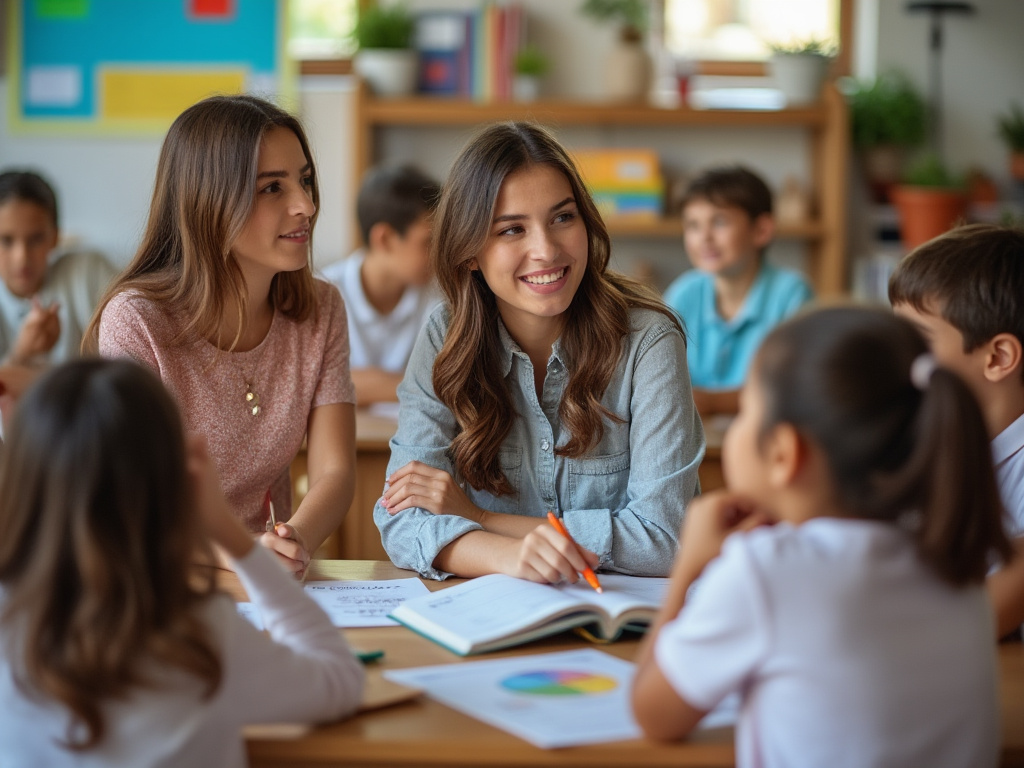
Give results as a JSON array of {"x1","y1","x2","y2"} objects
[{"x1": 99, "y1": 280, "x2": 355, "y2": 532}]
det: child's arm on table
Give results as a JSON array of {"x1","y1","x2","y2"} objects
[
  {"x1": 351, "y1": 367, "x2": 403, "y2": 406},
  {"x1": 988, "y1": 537, "x2": 1024, "y2": 640},
  {"x1": 190, "y1": 434, "x2": 364, "y2": 723},
  {"x1": 631, "y1": 491, "x2": 771, "y2": 741}
]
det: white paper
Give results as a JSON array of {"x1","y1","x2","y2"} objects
[
  {"x1": 304, "y1": 578, "x2": 430, "y2": 627},
  {"x1": 384, "y1": 648, "x2": 641, "y2": 749},
  {"x1": 27, "y1": 66, "x2": 82, "y2": 107}
]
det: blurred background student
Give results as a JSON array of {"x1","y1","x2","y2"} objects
[
  {"x1": 663, "y1": 166, "x2": 812, "y2": 416},
  {"x1": 0, "y1": 170, "x2": 115, "y2": 365},
  {"x1": 322, "y1": 164, "x2": 441, "y2": 407}
]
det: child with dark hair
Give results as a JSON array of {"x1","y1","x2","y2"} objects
[
  {"x1": 0, "y1": 170, "x2": 115, "y2": 364},
  {"x1": 890, "y1": 223, "x2": 1024, "y2": 638},
  {"x1": 322, "y1": 164, "x2": 441, "y2": 406},
  {"x1": 0, "y1": 359, "x2": 363, "y2": 766},
  {"x1": 663, "y1": 165, "x2": 812, "y2": 415},
  {"x1": 633, "y1": 306, "x2": 1009, "y2": 767}
]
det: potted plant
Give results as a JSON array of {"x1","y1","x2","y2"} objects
[
  {"x1": 890, "y1": 154, "x2": 968, "y2": 250},
  {"x1": 847, "y1": 72, "x2": 927, "y2": 202},
  {"x1": 352, "y1": 3, "x2": 416, "y2": 97},
  {"x1": 579, "y1": 0, "x2": 650, "y2": 102},
  {"x1": 512, "y1": 45, "x2": 549, "y2": 103},
  {"x1": 997, "y1": 103, "x2": 1024, "y2": 180},
  {"x1": 767, "y1": 38, "x2": 836, "y2": 106}
]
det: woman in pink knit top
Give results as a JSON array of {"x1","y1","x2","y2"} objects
[{"x1": 86, "y1": 95, "x2": 356, "y2": 578}]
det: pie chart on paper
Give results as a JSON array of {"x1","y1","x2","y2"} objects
[{"x1": 500, "y1": 669, "x2": 618, "y2": 696}]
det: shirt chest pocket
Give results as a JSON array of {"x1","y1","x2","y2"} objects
[
  {"x1": 568, "y1": 449, "x2": 630, "y2": 512},
  {"x1": 466, "y1": 447, "x2": 522, "y2": 515}
]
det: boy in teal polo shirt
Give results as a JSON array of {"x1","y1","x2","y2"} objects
[{"x1": 663, "y1": 166, "x2": 813, "y2": 415}]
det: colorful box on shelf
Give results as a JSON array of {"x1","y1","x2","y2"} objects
[
  {"x1": 592, "y1": 190, "x2": 663, "y2": 221},
  {"x1": 573, "y1": 149, "x2": 662, "y2": 191}
]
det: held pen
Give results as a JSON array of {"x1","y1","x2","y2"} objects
[
  {"x1": 546, "y1": 511, "x2": 603, "y2": 593},
  {"x1": 264, "y1": 488, "x2": 277, "y2": 533}
]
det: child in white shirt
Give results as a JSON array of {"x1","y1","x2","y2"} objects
[
  {"x1": 0, "y1": 358, "x2": 364, "y2": 767},
  {"x1": 632, "y1": 306, "x2": 1011, "y2": 768}
]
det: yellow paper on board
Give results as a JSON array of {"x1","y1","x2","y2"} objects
[{"x1": 100, "y1": 69, "x2": 247, "y2": 122}]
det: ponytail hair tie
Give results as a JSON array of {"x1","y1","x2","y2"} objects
[{"x1": 910, "y1": 353, "x2": 937, "y2": 390}]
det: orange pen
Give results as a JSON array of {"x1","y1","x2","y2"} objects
[{"x1": 546, "y1": 511, "x2": 603, "y2": 593}]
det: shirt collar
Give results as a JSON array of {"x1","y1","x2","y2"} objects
[
  {"x1": 495, "y1": 316, "x2": 566, "y2": 376},
  {"x1": 729, "y1": 263, "x2": 774, "y2": 327},
  {"x1": 992, "y1": 411, "x2": 1024, "y2": 467}
]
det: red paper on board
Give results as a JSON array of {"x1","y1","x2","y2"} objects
[{"x1": 190, "y1": 0, "x2": 233, "y2": 18}]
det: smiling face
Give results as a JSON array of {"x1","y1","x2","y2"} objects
[
  {"x1": 472, "y1": 163, "x2": 589, "y2": 345},
  {"x1": 0, "y1": 199, "x2": 58, "y2": 298},
  {"x1": 682, "y1": 199, "x2": 771, "y2": 282},
  {"x1": 230, "y1": 126, "x2": 316, "y2": 286}
]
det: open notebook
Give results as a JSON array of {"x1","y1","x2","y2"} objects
[{"x1": 389, "y1": 573, "x2": 669, "y2": 655}]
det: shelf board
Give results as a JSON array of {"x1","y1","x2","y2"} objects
[
  {"x1": 605, "y1": 217, "x2": 824, "y2": 240},
  {"x1": 362, "y1": 97, "x2": 829, "y2": 128}
]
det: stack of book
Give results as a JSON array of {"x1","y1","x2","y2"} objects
[
  {"x1": 573, "y1": 149, "x2": 665, "y2": 222},
  {"x1": 415, "y1": 3, "x2": 524, "y2": 100}
]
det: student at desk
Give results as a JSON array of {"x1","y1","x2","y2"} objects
[
  {"x1": 376, "y1": 122, "x2": 704, "y2": 582},
  {"x1": 0, "y1": 359, "x2": 363, "y2": 767},
  {"x1": 88, "y1": 95, "x2": 356, "y2": 579},
  {"x1": 633, "y1": 308, "x2": 1010, "y2": 767}
]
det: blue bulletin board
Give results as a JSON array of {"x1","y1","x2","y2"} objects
[{"x1": 7, "y1": 0, "x2": 292, "y2": 135}]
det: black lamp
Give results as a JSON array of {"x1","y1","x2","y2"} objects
[{"x1": 905, "y1": 2, "x2": 976, "y2": 158}]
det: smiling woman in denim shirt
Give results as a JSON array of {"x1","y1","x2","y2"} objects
[{"x1": 374, "y1": 122, "x2": 704, "y2": 582}]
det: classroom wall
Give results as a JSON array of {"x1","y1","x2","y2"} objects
[{"x1": 2, "y1": 0, "x2": 1023, "y2": 272}]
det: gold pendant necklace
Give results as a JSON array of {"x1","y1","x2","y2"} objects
[{"x1": 244, "y1": 382, "x2": 261, "y2": 416}]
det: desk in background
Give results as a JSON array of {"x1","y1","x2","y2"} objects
[
  {"x1": 239, "y1": 560, "x2": 1024, "y2": 768},
  {"x1": 297, "y1": 410, "x2": 726, "y2": 561}
]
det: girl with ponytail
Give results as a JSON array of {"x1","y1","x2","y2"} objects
[{"x1": 632, "y1": 306, "x2": 1011, "y2": 768}]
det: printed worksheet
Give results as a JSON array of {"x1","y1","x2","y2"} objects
[
  {"x1": 237, "y1": 578, "x2": 430, "y2": 629},
  {"x1": 384, "y1": 648, "x2": 640, "y2": 749},
  {"x1": 304, "y1": 578, "x2": 431, "y2": 627}
]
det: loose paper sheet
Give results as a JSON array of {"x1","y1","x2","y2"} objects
[
  {"x1": 238, "y1": 578, "x2": 430, "y2": 629},
  {"x1": 384, "y1": 648, "x2": 641, "y2": 749}
]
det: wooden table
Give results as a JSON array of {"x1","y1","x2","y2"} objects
[
  {"x1": 305, "y1": 410, "x2": 727, "y2": 561},
  {"x1": 239, "y1": 560, "x2": 1024, "y2": 768}
]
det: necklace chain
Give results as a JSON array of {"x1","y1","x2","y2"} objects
[{"x1": 232, "y1": 335, "x2": 270, "y2": 418}]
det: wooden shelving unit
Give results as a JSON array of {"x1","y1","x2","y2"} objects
[{"x1": 352, "y1": 81, "x2": 849, "y2": 294}]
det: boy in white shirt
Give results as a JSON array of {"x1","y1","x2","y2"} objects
[
  {"x1": 889, "y1": 223, "x2": 1024, "y2": 639},
  {"x1": 0, "y1": 170, "x2": 115, "y2": 365},
  {"x1": 322, "y1": 165, "x2": 440, "y2": 406}
]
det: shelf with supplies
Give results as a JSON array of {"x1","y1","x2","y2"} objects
[{"x1": 352, "y1": 80, "x2": 849, "y2": 294}]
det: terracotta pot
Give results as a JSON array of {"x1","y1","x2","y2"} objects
[
  {"x1": 1011, "y1": 152, "x2": 1024, "y2": 181},
  {"x1": 890, "y1": 185, "x2": 969, "y2": 251}
]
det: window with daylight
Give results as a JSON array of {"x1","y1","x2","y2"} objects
[
  {"x1": 664, "y1": 0, "x2": 848, "y2": 72},
  {"x1": 288, "y1": 0, "x2": 358, "y2": 60}
]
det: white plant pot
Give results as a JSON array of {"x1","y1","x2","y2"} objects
[
  {"x1": 769, "y1": 53, "x2": 830, "y2": 106},
  {"x1": 513, "y1": 75, "x2": 541, "y2": 102},
  {"x1": 354, "y1": 49, "x2": 418, "y2": 97}
]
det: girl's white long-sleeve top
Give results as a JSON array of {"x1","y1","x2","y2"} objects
[{"x1": 0, "y1": 545, "x2": 365, "y2": 768}]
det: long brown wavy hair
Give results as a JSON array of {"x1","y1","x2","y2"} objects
[
  {"x1": 84, "y1": 94, "x2": 320, "y2": 352},
  {"x1": 0, "y1": 359, "x2": 222, "y2": 750},
  {"x1": 432, "y1": 121, "x2": 681, "y2": 496}
]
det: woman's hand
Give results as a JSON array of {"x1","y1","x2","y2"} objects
[
  {"x1": 187, "y1": 436, "x2": 254, "y2": 560},
  {"x1": 499, "y1": 523, "x2": 600, "y2": 586},
  {"x1": 675, "y1": 491, "x2": 773, "y2": 584},
  {"x1": 259, "y1": 524, "x2": 311, "y2": 579},
  {"x1": 382, "y1": 461, "x2": 486, "y2": 524}
]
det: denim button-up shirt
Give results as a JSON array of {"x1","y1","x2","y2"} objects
[{"x1": 373, "y1": 305, "x2": 705, "y2": 579}]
